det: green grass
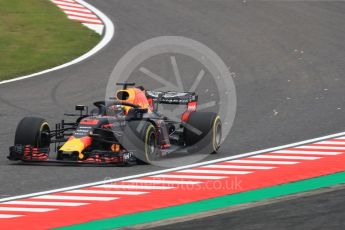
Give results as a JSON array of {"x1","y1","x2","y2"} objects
[{"x1": 0, "y1": 0, "x2": 101, "y2": 81}]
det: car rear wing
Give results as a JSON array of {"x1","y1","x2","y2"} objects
[{"x1": 146, "y1": 91, "x2": 198, "y2": 105}]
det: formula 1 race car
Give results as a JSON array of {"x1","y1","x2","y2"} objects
[{"x1": 8, "y1": 82, "x2": 222, "y2": 165}]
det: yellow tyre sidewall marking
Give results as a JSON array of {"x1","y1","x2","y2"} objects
[
  {"x1": 37, "y1": 121, "x2": 49, "y2": 147},
  {"x1": 212, "y1": 116, "x2": 221, "y2": 152},
  {"x1": 144, "y1": 124, "x2": 155, "y2": 163}
]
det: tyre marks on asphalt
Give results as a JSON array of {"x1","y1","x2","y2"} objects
[
  {"x1": 50, "y1": 0, "x2": 104, "y2": 35},
  {"x1": 1, "y1": 136, "x2": 345, "y2": 228}
]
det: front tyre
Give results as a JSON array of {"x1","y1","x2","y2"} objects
[
  {"x1": 14, "y1": 117, "x2": 51, "y2": 148},
  {"x1": 122, "y1": 121, "x2": 158, "y2": 164},
  {"x1": 183, "y1": 112, "x2": 222, "y2": 154}
]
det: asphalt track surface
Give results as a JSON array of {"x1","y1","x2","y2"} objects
[
  {"x1": 146, "y1": 185, "x2": 345, "y2": 230},
  {"x1": 0, "y1": 0, "x2": 345, "y2": 228}
]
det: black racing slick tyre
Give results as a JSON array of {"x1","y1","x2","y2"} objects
[
  {"x1": 122, "y1": 121, "x2": 158, "y2": 164},
  {"x1": 14, "y1": 117, "x2": 51, "y2": 148},
  {"x1": 183, "y1": 112, "x2": 222, "y2": 154}
]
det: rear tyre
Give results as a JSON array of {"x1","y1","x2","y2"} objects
[
  {"x1": 183, "y1": 112, "x2": 222, "y2": 154},
  {"x1": 122, "y1": 121, "x2": 158, "y2": 164},
  {"x1": 14, "y1": 117, "x2": 51, "y2": 148}
]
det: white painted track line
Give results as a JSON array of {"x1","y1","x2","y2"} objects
[
  {"x1": 95, "y1": 185, "x2": 175, "y2": 190},
  {"x1": 230, "y1": 160, "x2": 298, "y2": 165},
  {"x1": 178, "y1": 169, "x2": 252, "y2": 175},
  {"x1": 294, "y1": 146, "x2": 345, "y2": 150},
  {"x1": 0, "y1": 214, "x2": 24, "y2": 218},
  {"x1": 250, "y1": 155, "x2": 320, "y2": 160},
  {"x1": 56, "y1": 4, "x2": 88, "y2": 11},
  {"x1": 0, "y1": 207, "x2": 56, "y2": 212},
  {"x1": 53, "y1": 0, "x2": 103, "y2": 30},
  {"x1": 312, "y1": 141, "x2": 345, "y2": 145},
  {"x1": 32, "y1": 195, "x2": 117, "y2": 201},
  {"x1": 202, "y1": 165, "x2": 275, "y2": 170},
  {"x1": 83, "y1": 23, "x2": 104, "y2": 34},
  {"x1": 273, "y1": 150, "x2": 341, "y2": 155},
  {"x1": 56, "y1": 5, "x2": 91, "y2": 13},
  {"x1": 2, "y1": 132, "x2": 345, "y2": 203},
  {"x1": 3, "y1": 201, "x2": 88, "y2": 206},
  {"x1": 125, "y1": 179, "x2": 201, "y2": 185},
  {"x1": 68, "y1": 15, "x2": 102, "y2": 23},
  {"x1": 64, "y1": 10, "x2": 97, "y2": 18},
  {"x1": 53, "y1": 1, "x2": 85, "y2": 8},
  {"x1": 149, "y1": 175, "x2": 227, "y2": 180},
  {"x1": 64, "y1": 190, "x2": 147, "y2": 195}
]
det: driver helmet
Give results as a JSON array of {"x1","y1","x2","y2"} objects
[{"x1": 115, "y1": 88, "x2": 150, "y2": 114}]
